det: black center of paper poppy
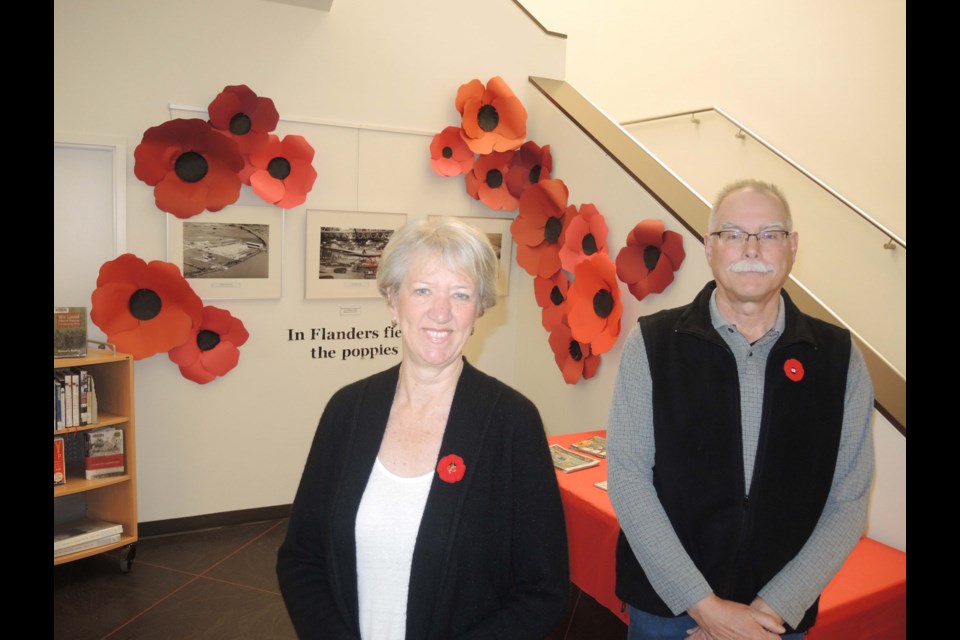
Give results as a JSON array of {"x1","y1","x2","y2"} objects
[
  {"x1": 643, "y1": 245, "x2": 662, "y2": 270},
  {"x1": 229, "y1": 113, "x2": 252, "y2": 135},
  {"x1": 549, "y1": 285, "x2": 565, "y2": 306},
  {"x1": 568, "y1": 340, "x2": 583, "y2": 362},
  {"x1": 268, "y1": 157, "x2": 292, "y2": 180},
  {"x1": 442, "y1": 146, "x2": 453, "y2": 159},
  {"x1": 544, "y1": 216, "x2": 562, "y2": 244},
  {"x1": 175, "y1": 152, "x2": 208, "y2": 183},
  {"x1": 486, "y1": 169, "x2": 503, "y2": 188},
  {"x1": 197, "y1": 329, "x2": 221, "y2": 352},
  {"x1": 582, "y1": 233, "x2": 598, "y2": 255},
  {"x1": 529, "y1": 164, "x2": 542, "y2": 184},
  {"x1": 128, "y1": 288, "x2": 162, "y2": 321},
  {"x1": 593, "y1": 289, "x2": 614, "y2": 319},
  {"x1": 477, "y1": 104, "x2": 500, "y2": 132}
]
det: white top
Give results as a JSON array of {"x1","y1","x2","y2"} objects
[{"x1": 355, "y1": 457, "x2": 433, "y2": 640}]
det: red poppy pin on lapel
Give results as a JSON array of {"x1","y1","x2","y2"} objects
[
  {"x1": 437, "y1": 454, "x2": 466, "y2": 483},
  {"x1": 784, "y1": 358, "x2": 804, "y2": 382}
]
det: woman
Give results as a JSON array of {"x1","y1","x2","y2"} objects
[{"x1": 277, "y1": 217, "x2": 569, "y2": 639}]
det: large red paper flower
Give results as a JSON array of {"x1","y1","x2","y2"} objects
[
  {"x1": 168, "y1": 305, "x2": 250, "y2": 384},
  {"x1": 615, "y1": 220, "x2": 686, "y2": 301},
  {"x1": 548, "y1": 319, "x2": 601, "y2": 385},
  {"x1": 456, "y1": 76, "x2": 527, "y2": 154},
  {"x1": 437, "y1": 454, "x2": 466, "y2": 483},
  {"x1": 510, "y1": 179, "x2": 571, "y2": 278},
  {"x1": 465, "y1": 150, "x2": 519, "y2": 212},
  {"x1": 567, "y1": 253, "x2": 623, "y2": 355},
  {"x1": 559, "y1": 203, "x2": 609, "y2": 273},
  {"x1": 247, "y1": 134, "x2": 317, "y2": 208},
  {"x1": 90, "y1": 253, "x2": 204, "y2": 360},
  {"x1": 134, "y1": 118, "x2": 244, "y2": 219},
  {"x1": 430, "y1": 126, "x2": 475, "y2": 177},
  {"x1": 534, "y1": 271, "x2": 570, "y2": 333},
  {"x1": 207, "y1": 84, "x2": 279, "y2": 156},
  {"x1": 506, "y1": 141, "x2": 552, "y2": 198}
]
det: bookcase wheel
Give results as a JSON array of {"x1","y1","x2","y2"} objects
[{"x1": 119, "y1": 543, "x2": 137, "y2": 573}]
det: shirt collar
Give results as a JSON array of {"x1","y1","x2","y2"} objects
[{"x1": 709, "y1": 288, "x2": 786, "y2": 341}]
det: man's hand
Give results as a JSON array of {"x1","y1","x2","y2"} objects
[
  {"x1": 750, "y1": 596, "x2": 785, "y2": 627},
  {"x1": 686, "y1": 593, "x2": 786, "y2": 640}
]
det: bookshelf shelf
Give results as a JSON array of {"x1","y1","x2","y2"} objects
[{"x1": 53, "y1": 349, "x2": 138, "y2": 572}]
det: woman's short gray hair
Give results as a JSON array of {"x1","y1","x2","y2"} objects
[{"x1": 376, "y1": 217, "x2": 500, "y2": 313}]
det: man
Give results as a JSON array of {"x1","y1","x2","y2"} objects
[{"x1": 608, "y1": 179, "x2": 875, "y2": 640}]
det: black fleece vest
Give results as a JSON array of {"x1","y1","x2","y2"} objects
[{"x1": 615, "y1": 283, "x2": 850, "y2": 633}]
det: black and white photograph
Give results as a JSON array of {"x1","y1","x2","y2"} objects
[
  {"x1": 167, "y1": 206, "x2": 284, "y2": 299},
  {"x1": 305, "y1": 210, "x2": 407, "y2": 299},
  {"x1": 430, "y1": 215, "x2": 513, "y2": 295}
]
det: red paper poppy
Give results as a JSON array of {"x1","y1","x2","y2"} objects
[
  {"x1": 168, "y1": 306, "x2": 250, "y2": 384},
  {"x1": 456, "y1": 76, "x2": 527, "y2": 155},
  {"x1": 436, "y1": 454, "x2": 466, "y2": 483},
  {"x1": 506, "y1": 141, "x2": 552, "y2": 198},
  {"x1": 510, "y1": 179, "x2": 571, "y2": 278},
  {"x1": 134, "y1": 118, "x2": 244, "y2": 219},
  {"x1": 783, "y1": 358, "x2": 805, "y2": 382},
  {"x1": 247, "y1": 134, "x2": 318, "y2": 208},
  {"x1": 559, "y1": 203, "x2": 609, "y2": 273},
  {"x1": 465, "y1": 150, "x2": 519, "y2": 212},
  {"x1": 567, "y1": 253, "x2": 623, "y2": 355},
  {"x1": 90, "y1": 253, "x2": 204, "y2": 360},
  {"x1": 430, "y1": 126, "x2": 475, "y2": 177},
  {"x1": 533, "y1": 271, "x2": 570, "y2": 333},
  {"x1": 615, "y1": 220, "x2": 686, "y2": 301},
  {"x1": 207, "y1": 84, "x2": 279, "y2": 156},
  {"x1": 548, "y1": 319, "x2": 601, "y2": 385}
]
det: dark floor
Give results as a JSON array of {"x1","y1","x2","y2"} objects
[{"x1": 53, "y1": 518, "x2": 627, "y2": 640}]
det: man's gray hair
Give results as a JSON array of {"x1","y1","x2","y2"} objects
[{"x1": 708, "y1": 179, "x2": 792, "y2": 233}]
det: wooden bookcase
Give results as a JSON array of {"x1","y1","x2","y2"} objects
[{"x1": 54, "y1": 347, "x2": 138, "y2": 572}]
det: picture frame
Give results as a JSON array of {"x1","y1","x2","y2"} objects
[
  {"x1": 305, "y1": 210, "x2": 408, "y2": 299},
  {"x1": 430, "y1": 215, "x2": 513, "y2": 295},
  {"x1": 166, "y1": 205, "x2": 284, "y2": 299}
]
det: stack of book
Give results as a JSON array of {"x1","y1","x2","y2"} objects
[
  {"x1": 53, "y1": 517, "x2": 123, "y2": 557},
  {"x1": 54, "y1": 368, "x2": 99, "y2": 430},
  {"x1": 84, "y1": 427, "x2": 125, "y2": 480}
]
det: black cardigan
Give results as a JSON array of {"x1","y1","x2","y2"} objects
[{"x1": 277, "y1": 359, "x2": 570, "y2": 639}]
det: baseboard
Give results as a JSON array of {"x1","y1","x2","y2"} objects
[{"x1": 138, "y1": 504, "x2": 292, "y2": 538}]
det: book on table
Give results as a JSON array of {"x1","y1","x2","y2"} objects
[
  {"x1": 549, "y1": 444, "x2": 601, "y2": 473},
  {"x1": 54, "y1": 517, "x2": 124, "y2": 556},
  {"x1": 568, "y1": 435, "x2": 607, "y2": 458}
]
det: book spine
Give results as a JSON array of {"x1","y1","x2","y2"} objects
[
  {"x1": 54, "y1": 437, "x2": 66, "y2": 486},
  {"x1": 55, "y1": 533, "x2": 121, "y2": 558}
]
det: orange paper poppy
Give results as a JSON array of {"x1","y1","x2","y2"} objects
[
  {"x1": 90, "y1": 254, "x2": 204, "y2": 360},
  {"x1": 615, "y1": 220, "x2": 685, "y2": 301},
  {"x1": 533, "y1": 271, "x2": 570, "y2": 333},
  {"x1": 247, "y1": 134, "x2": 318, "y2": 208},
  {"x1": 559, "y1": 203, "x2": 609, "y2": 273},
  {"x1": 430, "y1": 126, "x2": 475, "y2": 177},
  {"x1": 134, "y1": 119, "x2": 244, "y2": 219},
  {"x1": 168, "y1": 306, "x2": 250, "y2": 384},
  {"x1": 506, "y1": 141, "x2": 552, "y2": 198},
  {"x1": 510, "y1": 179, "x2": 571, "y2": 278},
  {"x1": 465, "y1": 150, "x2": 519, "y2": 212},
  {"x1": 567, "y1": 253, "x2": 623, "y2": 355},
  {"x1": 207, "y1": 84, "x2": 279, "y2": 156},
  {"x1": 548, "y1": 319, "x2": 601, "y2": 385},
  {"x1": 456, "y1": 76, "x2": 527, "y2": 154}
]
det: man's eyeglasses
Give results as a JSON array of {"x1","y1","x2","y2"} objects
[{"x1": 709, "y1": 229, "x2": 791, "y2": 246}]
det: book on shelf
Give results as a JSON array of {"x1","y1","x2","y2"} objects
[
  {"x1": 568, "y1": 435, "x2": 607, "y2": 459},
  {"x1": 54, "y1": 517, "x2": 123, "y2": 554},
  {"x1": 54, "y1": 437, "x2": 66, "y2": 486},
  {"x1": 88, "y1": 375, "x2": 98, "y2": 423},
  {"x1": 549, "y1": 444, "x2": 601, "y2": 473},
  {"x1": 71, "y1": 367, "x2": 90, "y2": 426},
  {"x1": 55, "y1": 532, "x2": 122, "y2": 558},
  {"x1": 54, "y1": 306, "x2": 88, "y2": 358},
  {"x1": 84, "y1": 426, "x2": 125, "y2": 479}
]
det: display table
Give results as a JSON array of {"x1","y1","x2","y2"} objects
[{"x1": 549, "y1": 430, "x2": 906, "y2": 638}]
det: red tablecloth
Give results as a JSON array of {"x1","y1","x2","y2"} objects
[{"x1": 548, "y1": 431, "x2": 906, "y2": 638}]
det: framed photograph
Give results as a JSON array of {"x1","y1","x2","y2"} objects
[
  {"x1": 166, "y1": 206, "x2": 284, "y2": 299},
  {"x1": 430, "y1": 215, "x2": 513, "y2": 295},
  {"x1": 305, "y1": 210, "x2": 408, "y2": 299}
]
